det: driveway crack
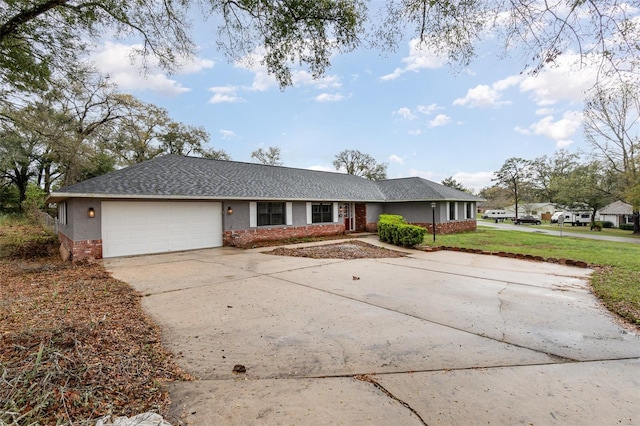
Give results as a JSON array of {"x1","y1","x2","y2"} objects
[
  {"x1": 354, "y1": 374, "x2": 428, "y2": 425},
  {"x1": 497, "y1": 283, "x2": 509, "y2": 342}
]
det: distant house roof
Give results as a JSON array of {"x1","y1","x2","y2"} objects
[
  {"x1": 599, "y1": 200, "x2": 633, "y2": 215},
  {"x1": 48, "y1": 154, "x2": 482, "y2": 203}
]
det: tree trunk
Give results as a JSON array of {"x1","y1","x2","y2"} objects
[{"x1": 633, "y1": 211, "x2": 640, "y2": 234}]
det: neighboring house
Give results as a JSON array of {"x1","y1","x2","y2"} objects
[
  {"x1": 599, "y1": 201, "x2": 634, "y2": 227},
  {"x1": 47, "y1": 155, "x2": 482, "y2": 260},
  {"x1": 506, "y1": 202, "x2": 559, "y2": 218}
]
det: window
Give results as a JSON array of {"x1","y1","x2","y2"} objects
[
  {"x1": 448, "y1": 202, "x2": 457, "y2": 221},
  {"x1": 312, "y1": 203, "x2": 333, "y2": 223},
  {"x1": 466, "y1": 203, "x2": 473, "y2": 219},
  {"x1": 58, "y1": 202, "x2": 67, "y2": 225},
  {"x1": 257, "y1": 202, "x2": 285, "y2": 226}
]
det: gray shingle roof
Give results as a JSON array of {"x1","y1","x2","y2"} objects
[
  {"x1": 48, "y1": 154, "x2": 482, "y2": 203},
  {"x1": 599, "y1": 200, "x2": 633, "y2": 215},
  {"x1": 376, "y1": 177, "x2": 480, "y2": 202}
]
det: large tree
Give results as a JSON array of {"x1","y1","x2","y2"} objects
[
  {"x1": 333, "y1": 149, "x2": 387, "y2": 180},
  {"x1": 251, "y1": 146, "x2": 282, "y2": 166},
  {"x1": 554, "y1": 161, "x2": 615, "y2": 224},
  {"x1": 584, "y1": 81, "x2": 640, "y2": 232},
  {"x1": 530, "y1": 150, "x2": 581, "y2": 203},
  {"x1": 377, "y1": 0, "x2": 640, "y2": 78},
  {"x1": 0, "y1": 0, "x2": 365, "y2": 93},
  {"x1": 2, "y1": 0, "x2": 638, "y2": 97},
  {"x1": 493, "y1": 157, "x2": 532, "y2": 219},
  {"x1": 478, "y1": 185, "x2": 513, "y2": 210},
  {"x1": 441, "y1": 176, "x2": 469, "y2": 193}
]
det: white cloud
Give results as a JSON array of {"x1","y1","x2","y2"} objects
[
  {"x1": 453, "y1": 84, "x2": 510, "y2": 108},
  {"x1": 294, "y1": 71, "x2": 341, "y2": 89},
  {"x1": 417, "y1": 104, "x2": 440, "y2": 115},
  {"x1": 208, "y1": 86, "x2": 243, "y2": 104},
  {"x1": 406, "y1": 169, "x2": 492, "y2": 192},
  {"x1": 393, "y1": 107, "x2": 417, "y2": 120},
  {"x1": 515, "y1": 111, "x2": 583, "y2": 147},
  {"x1": 91, "y1": 42, "x2": 213, "y2": 96},
  {"x1": 518, "y1": 53, "x2": 597, "y2": 105},
  {"x1": 536, "y1": 108, "x2": 554, "y2": 115},
  {"x1": 389, "y1": 154, "x2": 404, "y2": 165},
  {"x1": 451, "y1": 171, "x2": 494, "y2": 192},
  {"x1": 380, "y1": 39, "x2": 447, "y2": 80},
  {"x1": 235, "y1": 48, "x2": 342, "y2": 92},
  {"x1": 315, "y1": 92, "x2": 345, "y2": 102},
  {"x1": 219, "y1": 129, "x2": 237, "y2": 140},
  {"x1": 429, "y1": 114, "x2": 452, "y2": 127},
  {"x1": 408, "y1": 129, "x2": 423, "y2": 136},
  {"x1": 395, "y1": 104, "x2": 443, "y2": 121}
]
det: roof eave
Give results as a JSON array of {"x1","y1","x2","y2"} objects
[{"x1": 46, "y1": 192, "x2": 386, "y2": 203}]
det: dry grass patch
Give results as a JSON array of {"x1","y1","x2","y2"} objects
[{"x1": 0, "y1": 219, "x2": 191, "y2": 425}]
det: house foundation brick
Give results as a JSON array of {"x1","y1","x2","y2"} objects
[
  {"x1": 224, "y1": 224, "x2": 345, "y2": 247},
  {"x1": 58, "y1": 231, "x2": 103, "y2": 261}
]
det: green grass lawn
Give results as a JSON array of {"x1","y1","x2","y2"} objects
[{"x1": 423, "y1": 228, "x2": 640, "y2": 326}]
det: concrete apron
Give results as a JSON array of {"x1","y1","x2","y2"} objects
[{"x1": 104, "y1": 238, "x2": 640, "y2": 425}]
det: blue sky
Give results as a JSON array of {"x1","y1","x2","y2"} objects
[{"x1": 90, "y1": 18, "x2": 599, "y2": 193}]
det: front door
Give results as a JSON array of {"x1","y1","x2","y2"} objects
[{"x1": 343, "y1": 203, "x2": 355, "y2": 232}]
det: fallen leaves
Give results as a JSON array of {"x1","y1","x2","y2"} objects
[
  {"x1": 0, "y1": 221, "x2": 191, "y2": 425},
  {"x1": 265, "y1": 240, "x2": 407, "y2": 260}
]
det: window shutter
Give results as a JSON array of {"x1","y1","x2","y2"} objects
[
  {"x1": 333, "y1": 202, "x2": 339, "y2": 223},
  {"x1": 249, "y1": 202, "x2": 257, "y2": 227},
  {"x1": 306, "y1": 202, "x2": 312, "y2": 224},
  {"x1": 286, "y1": 202, "x2": 293, "y2": 225}
]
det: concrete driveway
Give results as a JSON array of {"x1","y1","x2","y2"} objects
[{"x1": 104, "y1": 237, "x2": 640, "y2": 425}]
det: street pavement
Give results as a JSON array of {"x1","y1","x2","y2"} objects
[{"x1": 480, "y1": 220, "x2": 640, "y2": 244}]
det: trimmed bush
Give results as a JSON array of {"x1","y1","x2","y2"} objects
[
  {"x1": 378, "y1": 214, "x2": 426, "y2": 248},
  {"x1": 620, "y1": 223, "x2": 635, "y2": 231},
  {"x1": 602, "y1": 221, "x2": 614, "y2": 228}
]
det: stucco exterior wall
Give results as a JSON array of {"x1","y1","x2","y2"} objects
[
  {"x1": 383, "y1": 202, "x2": 438, "y2": 223},
  {"x1": 57, "y1": 198, "x2": 103, "y2": 260},
  {"x1": 223, "y1": 201, "x2": 250, "y2": 231},
  {"x1": 292, "y1": 202, "x2": 308, "y2": 226},
  {"x1": 73, "y1": 198, "x2": 102, "y2": 241},
  {"x1": 58, "y1": 198, "x2": 100, "y2": 241}
]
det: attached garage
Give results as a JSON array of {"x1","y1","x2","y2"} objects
[{"x1": 101, "y1": 201, "x2": 222, "y2": 258}]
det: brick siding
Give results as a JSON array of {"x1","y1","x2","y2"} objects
[
  {"x1": 58, "y1": 231, "x2": 103, "y2": 261},
  {"x1": 224, "y1": 224, "x2": 345, "y2": 247}
]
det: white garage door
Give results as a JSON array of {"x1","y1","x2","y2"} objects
[{"x1": 102, "y1": 201, "x2": 222, "y2": 258}]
